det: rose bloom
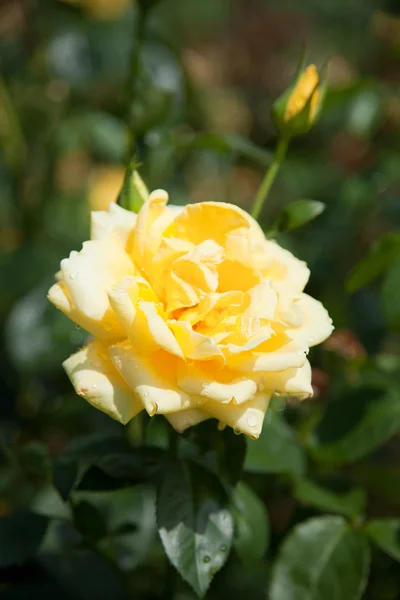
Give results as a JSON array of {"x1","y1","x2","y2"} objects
[{"x1": 48, "y1": 192, "x2": 333, "y2": 438}]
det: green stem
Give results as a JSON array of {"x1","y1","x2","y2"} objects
[
  {"x1": 251, "y1": 136, "x2": 289, "y2": 221},
  {"x1": 127, "y1": 3, "x2": 148, "y2": 158}
]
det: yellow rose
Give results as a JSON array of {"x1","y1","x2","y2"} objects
[{"x1": 48, "y1": 193, "x2": 333, "y2": 438}]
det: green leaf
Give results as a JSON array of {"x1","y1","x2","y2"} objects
[
  {"x1": 0, "y1": 510, "x2": 48, "y2": 567},
  {"x1": 53, "y1": 458, "x2": 88, "y2": 501},
  {"x1": 293, "y1": 479, "x2": 366, "y2": 517},
  {"x1": 182, "y1": 421, "x2": 246, "y2": 486},
  {"x1": 245, "y1": 410, "x2": 305, "y2": 475},
  {"x1": 157, "y1": 459, "x2": 233, "y2": 598},
  {"x1": 270, "y1": 516, "x2": 370, "y2": 600},
  {"x1": 309, "y1": 387, "x2": 400, "y2": 465},
  {"x1": 346, "y1": 233, "x2": 400, "y2": 293},
  {"x1": 73, "y1": 500, "x2": 108, "y2": 543},
  {"x1": 277, "y1": 200, "x2": 326, "y2": 232},
  {"x1": 232, "y1": 482, "x2": 270, "y2": 566},
  {"x1": 382, "y1": 257, "x2": 400, "y2": 328},
  {"x1": 39, "y1": 521, "x2": 126, "y2": 600},
  {"x1": 75, "y1": 486, "x2": 156, "y2": 572},
  {"x1": 364, "y1": 519, "x2": 400, "y2": 562}
]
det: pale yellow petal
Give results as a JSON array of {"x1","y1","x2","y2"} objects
[
  {"x1": 202, "y1": 393, "x2": 271, "y2": 439},
  {"x1": 109, "y1": 343, "x2": 194, "y2": 416},
  {"x1": 108, "y1": 278, "x2": 183, "y2": 358},
  {"x1": 228, "y1": 339, "x2": 308, "y2": 372},
  {"x1": 90, "y1": 203, "x2": 137, "y2": 249},
  {"x1": 262, "y1": 240, "x2": 310, "y2": 293},
  {"x1": 168, "y1": 320, "x2": 225, "y2": 363},
  {"x1": 287, "y1": 293, "x2": 334, "y2": 346},
  {"x1": 63, "y1": 340, "x2": 142, "y2": 424},
  {"x1": 60, "y1": 239, "x2": 134, "y2": 321},
  {"x1": 178, "y1": 362, "x2": 257, "y2": 405},
  {"x1": 48, "y1": 282, "x2": 123, "y2": 341},
  {"x1": 261, "y1": 360, "x2": 313, "y2": 399},
  {"x1": 165, "y1": 409, "x2": 209, "y2": 432}
]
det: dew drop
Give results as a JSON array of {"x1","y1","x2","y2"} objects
[
  {"x1": 92, "y1": 384, "x2": 97, "y2": 390},
  {"x1": 247, "y1": 412, "x2": 258, "y2": 428},
  {"x1": 233, "y1": 428, "x2": 242, "y2": 436},
  {"x1": 203, "y1": 555, "x2": 211, "y2": 564},
  {"x1": 308, "y1": 336, "x2": 314, "y2": 343},
  {"x1": 69, "y1": 272, "x2": 77, "y2": 280},
  {"x1": 143, "y1": 392, "x2": 149, "y2": 398},
  {"x1": 297, "y1": 350, "x2": 304, "y2": 356}
]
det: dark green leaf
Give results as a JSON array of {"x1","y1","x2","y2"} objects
[
  {"x1": 73, "y1": 500, "x2": 108, "y2": 543},
  {"x1": 293, "y1": 479, "x2": 366, "y2": 517},
  {"x1": 382, "y1": 257, "x2": 400, "y2": 328},
  {"x1": 232, "y1": 482, "x2": 270, "y2": 566},
  {"x1": 157, "y1": 459, "x2": 233, "y2": 598},
  {"x1": 364, "y1": 519, "x2": 400, "y2": 562},
  {"x1": 346, "y1": 233, "x2": 400, "y2": 293},
  {"x1": 53, "y1": 458, "x2": 88, "y2": 501},
  {"x1": 309, "y1": 387, "x2": 400, "y2": 465},
  {"x1": 183, "y1": 421, "x2": 246, "y2": 486},
  {"x1": 277, "y1": 200, "x2": 326, "y2": 232},
  {"x1": 75, "y1": 485, "x2": 156, "y2": 572},
  {"x1": 245, "y1": 410, "x2": 305, "y2": 475},
  {"x1": 0, "y1": 510, "x2": 48, "y2": 567},
  {"x1": 39, "y1": 521, "x2": 126, "y2": 600},
  {"x1": 270, "y1": 516, "x2": 370, "y2": 600}
]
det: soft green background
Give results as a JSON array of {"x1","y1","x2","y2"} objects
[{"x1": 1, "y1": 0, "x2": 400, "y2": 598}]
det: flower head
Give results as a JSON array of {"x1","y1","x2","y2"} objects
[{"x1": 48, "y1": 193, "x2": 333, "y2": 438}]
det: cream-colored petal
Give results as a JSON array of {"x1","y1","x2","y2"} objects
[
  {"x1": 287, "y1": 293, "x2": 334, "y2": 346},
  {"x1": 108, "y1": 278, "x2": 183, "y2": 358},
  {"x1": 109, "y1": 343, "x2": 194, "y2": 416},
  {"x1": 178, "y1": 363, "x2": 257, "y2": 405},
  {"x1": 48, "y1": 282, "x2": 123, "y2": 340},
  {"x1": 202, "y1": 393, "x2": 271, "y2": 439},
  {"x1": 168, "y1": 320, "x2": 225, "y2": 363},
  {"x1": 166, "y1": 240, "x2": 224, "y2": 312},
  {"x1": 262, "y1": 240, "x2": 310, "y2": 293},
  {"x1": 90, "y1": 203, "x2": 137, "y2": 248},
  {"x1": 63, "y1": 340, "x2": 142, "y2": 424},
  {"x1": 222, "y1": 328, "x2": 273, "y2": 355},
  {"x1": 132, "y1": 190, "x2": 176, "y2": 271},
  {"x1": 165, "y1": 409, "x2": 209, "y2": 432},
  {"x1": 245, "y1": 280, "x2": 278, "y2": 320},
  {"x1": 60, "y1": 239, "x2": 134, "y2": 321},
  {"x1": 228, "y1": 340, "x2": 308, "y2": 372},
  {"x1": 261, "y1": 360, "x2": 313, "y2": 399}
]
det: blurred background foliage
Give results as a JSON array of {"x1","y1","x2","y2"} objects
[{"x1": 1, "y1": 0, "x2": 400, "y2": 598}]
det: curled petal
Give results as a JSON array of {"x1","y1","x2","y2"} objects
[
  {"x1": 108, "y1": 278, "x2": 183, "y2": 358},
  {"x1": 168, "y1": 320, "x2": 225, "y2": 363},
  {"x1": 165, "y1": 409, "x2": 209, "y2": 432},
  {"x1": 287, "y1": 293, "x2": 334, "y2": 346},
  {"x1": 48, "y1": 282, "x2": 123, "y2": 340},
  {"x1": 262, "y1": 240, "x2": 310, "y2": 293},
  {"x1": 60, "y1": 239, "x2": 134, "y2": 321},
  {"x1": 63, "y1": 341, "x2": 142, "y2": 424},
  {"x1": 228, "y1": 340, "x2": 308, "y2": 372},
  {"x1": 202, "y1": 393, "x2": 271, "y2": 439},
  {"x1": 262, "y1": 360, "x2": 313, "y2": 399},
  {"x1": 109, "y1": 343, "x2": 194, "y2": 416},
  {"x1": 91, "y1": 203, "x2": 137, "y2": 249},
  {"x1": 178, "y1": 362, "x2": 257, "y2": 405}
]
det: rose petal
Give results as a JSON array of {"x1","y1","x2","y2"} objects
[
  {"x1": 202, "y1": 393, "x2": 271, "y2": 439},
  {"x1": 261, "y1": 360, "x2": 313, "y2": 399},
  {"x1": 168, "y1": 320, "x2": 225, "y2": 363},
  {"x1": 60, "y1": 239, "x2": 134, "y2": 321},
  {"x1": 109, "y1": 343, "x2": 194, "y2": 416},
  {"x1": 262, "y1": 240, "x2": 310, "y2": 293},
  {"x1": 165, "y1": 409, "x2": 209, "y2": 432},
  {"x1": 287, "y1": 293, "x2": 334, "y2": 346},
  {"x1": 91, "y1": 203, "x2": 137, "y2": 249},
  {"x1": 63, "y1": 340, "x2": 142, "y2": 424}
]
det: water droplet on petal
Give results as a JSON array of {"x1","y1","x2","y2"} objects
[
  {"x1": 297, "y1": 350, "x2": 305, "y2": 356},
  {"x1": 203, "y1": 556, "x2": 211, "y2": 564},
  {"x1": 69, "y1": 272, "x2": 77, "y2": 280},
  {"x1": 233, "y1": 428, "x2": 242, "y2": 436},
  {"x1": 92, "y1": 384, "x2": 97, "y2": 390},
  {"x1": 143, "y1": 392, "x2": 149, "y2": 398},
  {"x1": 308, "y1": 336, "x2": 314, "y2": 343},
  {"x1": 247, "y1": 412, "x2": 258, "y2": 428}
]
